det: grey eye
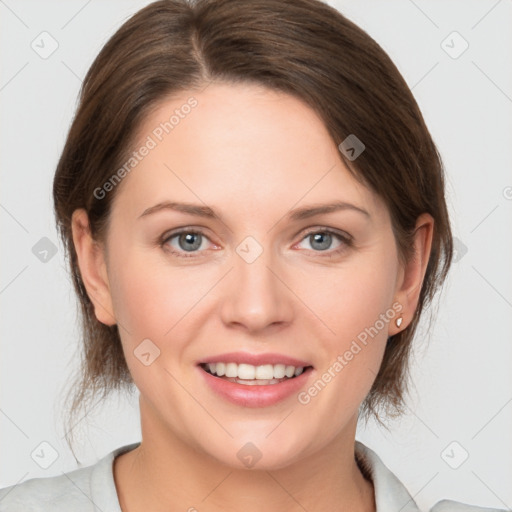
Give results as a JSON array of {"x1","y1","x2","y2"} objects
[{"x1": 308, "y1": 232, "x2": 334, "y2": 251}]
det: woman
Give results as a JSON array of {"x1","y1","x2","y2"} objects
[{"x1": 0, "y1": 0, "x2": 505, "y2": 510}]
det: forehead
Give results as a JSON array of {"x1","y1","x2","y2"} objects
[{"x1": 110, "y1": 82, "x2": 386, "y2": 224}]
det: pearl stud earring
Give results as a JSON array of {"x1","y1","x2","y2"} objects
[{"x1": 395, "y1": 316, "x2": 403, "y2": 328}]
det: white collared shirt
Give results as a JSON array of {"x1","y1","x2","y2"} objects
[
  {"x1": 0, "y1": 441, "x2": 507, "y2": 511},
  {"x1": 355, "y1": 441, "x2": 506, "y2": 512}
]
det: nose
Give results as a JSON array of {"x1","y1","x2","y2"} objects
[{"x1": 219, "y1": 242, "x2": 294, "y2": 334}]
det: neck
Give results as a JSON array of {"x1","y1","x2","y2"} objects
[{"x1": 114, "y1": 399, "x2": 375, "y2": 512}]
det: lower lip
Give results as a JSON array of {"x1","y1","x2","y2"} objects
[{"x1": 198, "y1": 366, "x2": 314, "y2": 408}]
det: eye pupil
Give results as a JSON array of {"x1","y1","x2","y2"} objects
[
  {"x1": 179, "y1": 233, "x2": 202, "y2": 251},
  {"x1": 310, "y1": 232, "x2": 332, "y2": 251},
  {"x1": 166, "y1": 229, "x2": 346, "y2": 258}
]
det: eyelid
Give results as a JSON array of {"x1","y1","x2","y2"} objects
[
  {"x1": 160, "y1": 225, "x2": 353, "y2": 258},
  {"x1": 292, "y1": 226, "x2": 353, "y2": 256},
  {"x1": 298, "y1": 226, "x2": 353, "y2": 243},
  {"x1": 160, "y1": 227, "x2": 217, "y2": 257}
]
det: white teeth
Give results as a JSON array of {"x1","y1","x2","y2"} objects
[
  {"x1": 238, "y1": 364, "x2": 255, "y2": 380},
  {"x1": 255, "y1": 364, "x2": 274, "y2": 380},
  {"x1": 204, "y1": 362, "x2": 307, "y2": 380},
  {"x1": 273, "y1": 364, "x2": 286, "y2": 378},
  {"x1": 216, "y1": 362, "x2": 225, "y2": 376},
  {"x1": 225, "y1": 362, "x2": 238, "y2": 378},
  {"x1": 285, "y1": 365, "x2": 295, "y2": 378}
]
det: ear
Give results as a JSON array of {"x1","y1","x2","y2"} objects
[
  {"x1": 390, "y1": 212, "x2": 434, "y2": 336},
  {"x1": 71, "y1": 209, "x2": 116, "y2": 326}
]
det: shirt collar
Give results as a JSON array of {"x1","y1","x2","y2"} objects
[
  {"x1": 355, "y1": 440, "x2": 422, "y2": 512},
  {"x1": 99, "y1": 441, "x2": 421, "y2": 512}
]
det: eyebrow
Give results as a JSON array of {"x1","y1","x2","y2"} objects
[{"x1": 138, "y1": 200, "x2": 370, "y2": 221}]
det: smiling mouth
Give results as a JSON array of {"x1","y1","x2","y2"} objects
[{"x1": 200, "y1": 362, "x2": 314, "y2": 386}]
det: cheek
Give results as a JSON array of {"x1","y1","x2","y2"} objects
[
  {"x1": 106, "y1": 246, "x2": 191, "y2": 356},
  {"x1": 302, "y1": 250, "x2": 397, "y2": 397},
  {"x1": 111, "y1": 267, "x2": 171, "y2": 335},
  {"x1": 107, "y1": 254, "x2": 194, "y2": 400},
  {"x1": 107, "y1": 248, "x2": 218, "y2": 379},
  {"x1": 306, "y1": 253, "x2": 398, "y2": 341}
]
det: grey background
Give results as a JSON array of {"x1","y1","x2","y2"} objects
[{"x1": 1, "y1": 1, "x2": 511, "y2": 510}]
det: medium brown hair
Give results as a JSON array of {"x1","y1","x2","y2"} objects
[{"x1": 53, "y1": 0, "x2": 453, "y2": 452}]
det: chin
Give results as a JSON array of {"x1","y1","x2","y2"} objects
[{"x1": 199, "y1": 432, "x2": 311, "y2": 471}]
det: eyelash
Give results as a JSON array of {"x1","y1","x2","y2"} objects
[{"x1": 159, "y1": 227, "x2": 353, "y2": 259}]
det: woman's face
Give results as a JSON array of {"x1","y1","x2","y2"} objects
[{"x1": 78, "y1": 82, "x2": 424, "y2": 470}]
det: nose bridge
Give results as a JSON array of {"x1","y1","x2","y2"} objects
[{"x1": 220, "y1": 234, "x2": 292, "y2": 331}]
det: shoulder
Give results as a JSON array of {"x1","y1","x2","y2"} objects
[
  {"x1": 0, "y1": 466, "x2": 96, "y2": 512},
  {"x1": 354, "y1": 441, "x2": 507, "y2": 512},
  {"x1": 0, "y1": 442, "x2": 139, "y2": 512},
  {"x1": 430, "y1": 499, "x2": 508, "y2": 512}
]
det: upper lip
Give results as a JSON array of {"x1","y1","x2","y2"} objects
[{"x1": 199, "y1": 352, "x2": 312, "y2": 368}]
